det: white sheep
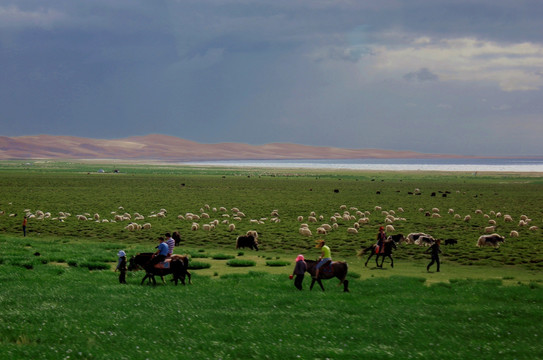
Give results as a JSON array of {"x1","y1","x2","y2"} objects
[
  {"x1": 464, "y1": 215, "x2": 471, "y2": 222},
  {"x1": 385, "y1": 225, "x2": 395, "y2": 233},
  {"x1": 228, "y1": 223, "x2": 236, "y2": 232},
  {"x1": 347, "y1": 227, "x2": 358, "y2": 234},
  {"x1": 485, "y1": 226, "x2": 496, "y2": 233},
  {"x1": 299, "y1": 227, "x2": 312, "y2": 237},
  {"x1": 510, "y1": 230, "x2": 519, "y2": 237}
]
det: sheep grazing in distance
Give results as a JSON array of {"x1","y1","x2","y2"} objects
[
  {"x1": 454, "y1": 214, "x2": 461, "y2": 219},
  {"x1": 246, "y1": 230, "x2": 258, "y2": 239},
  {"x1": 308, "y1": 216, "x2": 317, "y2": 223},
  {"x1": 191, "y1": 223, "x2": 199, "y2": 231},
  {"x1": 347, "y1": 227, "x2": 358, "y2": 234},
  {"x1": 485, "y1": 226, "x2": 496, "y2": 233},
  {"x1": 504, "y1": 215, "x2": 513, "y2": 222},
  {"x1": 299, "y1": 228, "x2": 312, "y2": 237},
  {"x1": 510, "y1": 230, "x2": 519, "y2": 237},
  {"x1": 297, "y1": 216, "x2": 304, "y2": 222},
  {"x1": 529, "y1": 226, "x2": 539, "y2": 231},
  {"x1": 464, "y1": 215, "x2": 471, "y2": 222},
  {"x1": 228, "y1": 223, "x2": 236, "y2": 232},
  {"x1": 432, "y1": 213, "x2": 441, "y2": 218},
  {"x1": 142, "y1": 223, "x2": 152, "y2": 229},
  {"x1": 385, "y1": 225, "x2": 395, "y2": 233},
  {"x1": 317, "y1": 227, "x2": 327, "y2": 235},
  {"x1": 432, "y1": 208, "x2": 440, "y2": 213}
]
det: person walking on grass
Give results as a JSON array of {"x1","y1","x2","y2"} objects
[
  {"x1": 115, "y1": 250, "x2": 127, "y2": 284},
  {"x1": 22, "y1": 216, "x2": 27, "y2": 237},
  {"x1": 291, "y1": 254, "x2": 307, "y2": 290},
  {"x1": 426, "y1": 239, "x2": 442, "y2": 272}
]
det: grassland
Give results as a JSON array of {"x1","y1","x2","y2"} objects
[{"x1": 0, "y1": 161, "x2": 542, "y2": 359}]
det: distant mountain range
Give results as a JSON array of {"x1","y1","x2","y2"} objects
[{"x1": 0, "y1": 134, "x2": 462, "y2": 161}]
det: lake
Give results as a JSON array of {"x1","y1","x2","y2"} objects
[{"x1": 182, "y1": 158, "x2": 543, "y2": 172}]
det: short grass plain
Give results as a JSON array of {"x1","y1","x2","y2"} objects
[{"x1": 0, "y1": 161, "x2": 542, "y2": 359}]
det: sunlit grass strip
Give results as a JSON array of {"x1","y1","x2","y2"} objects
[
  {"x1": 226, "y1": 259, "x2": 256, "y2": 267},
  {"x1": 188, "y1": 261, "x2": 211, "y2": 270},
  {"x1": 265, "y1": 260, "x2": 291, "y2": 267}
]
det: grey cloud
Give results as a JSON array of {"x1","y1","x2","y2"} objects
[{"x1": 404, "y1": 68, "x2": 439, "y2": 82}]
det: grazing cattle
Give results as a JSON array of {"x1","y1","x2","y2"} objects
[
  {"x1": 415, "y1": 235, "x2": 435, "y2": 246},
  {"x1": 236, "y1": 235, "x2": 259, "y2": 251},
  {"x1": 387, "y1": 234, "x2": 405, "y2": 243},
  {"x1": 406, "y1": 232, "x2": 430, "y2": 244},
  {"x1": 476, "y1": 234, "x2": 505, "y2": 248},
  {"x1": 444, "y1": 239, "x2": 458, "y2": 245}
]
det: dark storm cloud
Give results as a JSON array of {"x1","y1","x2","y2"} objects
[{"x1": 0, "y1": 0, "x2": 542, "y2": 156}]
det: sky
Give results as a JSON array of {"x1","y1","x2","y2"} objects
[{"x1": 1, "y1": 0, "x2": 543, "y2": 156}]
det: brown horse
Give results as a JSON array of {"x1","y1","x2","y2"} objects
[
  {"x1": 304, "y1": 259, "x2": 349, "y2": 292},
  {"x1": 128, "y1": 253, "x2": 192, "y2": 285}
]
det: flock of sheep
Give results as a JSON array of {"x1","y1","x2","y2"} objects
[{"x1": 4, "y1": 194, "x2": 539, "y2": 250}]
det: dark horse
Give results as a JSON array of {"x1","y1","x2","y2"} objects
[
  {"x1": 128, "y1": 253, "x2": 192, "y2": 285},
  {"x1": 360, "y1": 240, "x2": 397, "y2": 268},
  {"x1": 304, "y1": 259, "x2": 349, "y2": 292}
]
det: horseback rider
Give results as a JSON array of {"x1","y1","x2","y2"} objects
[
  {"x1": 147, "y1": 237, "x2": 169, "y2": 271},
  {"x1": 376, "y1": 226, "x2": 387, "y2": 254},
  {"x1": 314, "y1": 239, "x2": 331, "y2": 279}
]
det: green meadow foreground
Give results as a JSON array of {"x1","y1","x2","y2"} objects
[{"x1": 0, "y1": 161, "x2": 542, "y2": 359}]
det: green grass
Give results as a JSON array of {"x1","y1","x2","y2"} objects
[{"x1": 0, "y1": 161, "x2": 543, "y2": 358}]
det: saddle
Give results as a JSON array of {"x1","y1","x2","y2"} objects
[
  {"x1": 153, "y1": 259, "x2": 172, "y2": 269},
  {"x1": 320, "y1": 260, "x2": 333, "y2": 274}
]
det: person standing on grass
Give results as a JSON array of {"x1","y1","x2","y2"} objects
[
  {"x1": 115, "y1": 250, "x2": 127, "y2": 284},
  {"x1": 22, "y1": 216, "x2": 27, "y2": 237},
  {"x1": 426, "y1": 239, "x2": 442, "y2": 272},
  {"x1": 291, "y1": 254, "x2": 307, "y2": 290},
  {"x1": 314, "y1": 239, "x2": 331, "y2": 279},
  {"x1": 165, "y1": 232, "x2": 175, "y2": 257}
]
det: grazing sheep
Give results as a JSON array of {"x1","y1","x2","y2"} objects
[
  {"x1": 485, "y1": 226, "x2": 496, "y2": 233},
  {"x1": 448, "y1": 209, "x2": 455, "y2": 214},
  {"x1": 297, "y1": 216, "x2": 304, "y2": 222},
  {"x1": 332, "y1": 223, "x2": 339, "y2": 229},
  {"x1": 317, "y1": 227, "x2": 327, "y2": 235},
  {"x1": 191, "y1": 223, "x2": 199, "y2": 231},
  {"x1": 201, "y1": 213, "x2": 210, "y2": 219},
  {"x1": 321, "y1": 224, "x2": 332, "y2": 231},
  {"x1": 510, "y1": 230, "x2": 519, "y2": 237},
  {"x1": 432, "y1": 208, "x2": 440, "y2": 213},
  {"x1": 347, "y1": 227, "x2": 358, "y2": 234},
  {"x1": 431, "y1": 213, "x2": 441, "y2": 218},
  {"x1": 142, "y1": 223, "x2": 152, "y2": 229},
  {"x1": 504, "y1": 215, "x2": 513, "y2": 222},
  {"x1": 529, "y1": 226, "x2": 539, "y2": 231},
  {"x1": 488, "y1": 219, "x2": 497, "y2": 225},
  {"x1": 228, "y1": 223, "x2": 236, "y2": 232},
  {"x1": 299, "y1": 227, "x2": 312, "y2": 237},
  {"x1": 308, "y1": 216, "x2": 317, "y2": 223},
  {"x1": 385, "y1": 224, "x2": 395, "y2": 233},
  {"x1": 246, "y1": 230, "x2": 258, "y2": 239},
  {"x1": 454, "y1": 214, "x2": 461, "y2": 219},
  {"x1": 202, "y1": 224, "x2": 211, "y2": 231},
  {"x1": 464, "y1": 215, "x2": 471, "y2": 222}
]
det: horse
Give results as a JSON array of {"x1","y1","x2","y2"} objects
[
  {"x1": 360, "y1": 240, "x2": 397, "y2": 268},
  {"x1": 304, "y1": 259, "x2": 349, "y2": 292},
  {"x1": 128, "y1": 253, "x2": 192, "y2": 285}
]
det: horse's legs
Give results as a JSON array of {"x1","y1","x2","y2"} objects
[
  {"x1": 310, "y1": 278, "x2": 316, "y2": 291},
  {"x1": 365, "y1": 253, "x2": 373, "y2": 267},
  {"x1": 317, "y1": 279, "x2": 325, "y2": 291},
  {"x1": 343, "y1": 279, "x2": 350, "y2": 292},
  {"x1": 187, "y1": 271, "x2": 192, "y2": 285},
  {"x1": 389, "y1": 255, "x2": 394, "y2": 268},
  {"x1": 376, "y1": 254, "x2": 382, "y2": 268}
]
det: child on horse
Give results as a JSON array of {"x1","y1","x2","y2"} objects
[
  {"x1": 314, "y1": 239, "x2": 331, "y2": 279},
  {"x1": 376, "y1": 226, "x2": 387, "y2": 254}
]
